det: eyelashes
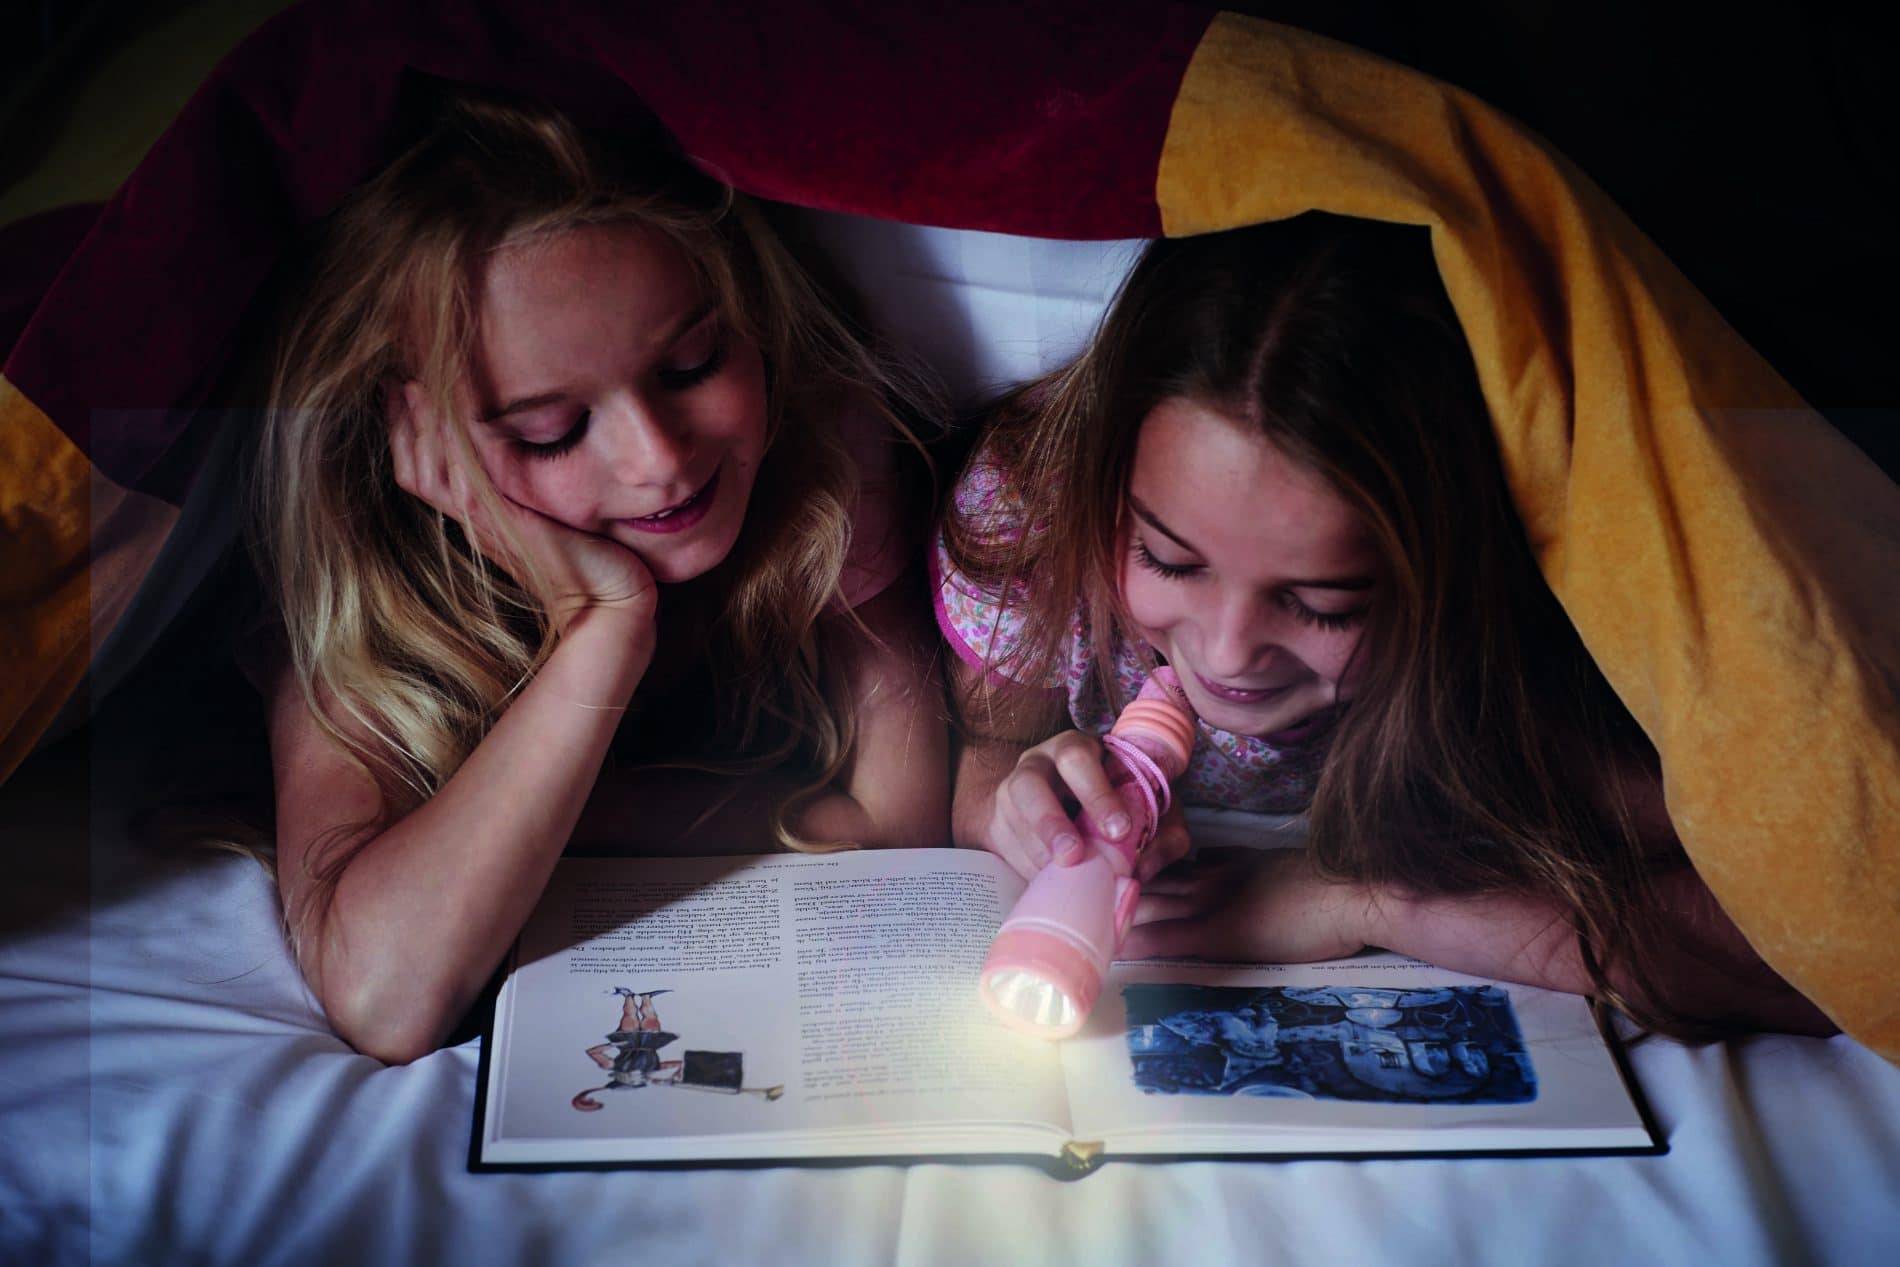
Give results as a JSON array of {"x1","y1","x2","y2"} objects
[
  {"x1": 657, "y1": 331, "x2": 726, "y2": 389},
  {"x1": 1131, "y1": 538, "x2": 1368, "y2": 632},
  {"x1": 513, "y1": 325, "x2": 729, "y2": 462},
  {"x1": 1288, "y1": 600, "x2": 1365, "y2": 633},
  {"x1": 1133, "y1": 538, "x2": 1197, "y2": 580},
  {"x1": 517, "y1": 412, "x2": 589, "y2": 461}
]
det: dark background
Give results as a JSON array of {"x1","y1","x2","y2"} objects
[{"x1": 3, "y1": 0, "x2": 1895, "y2": 475}]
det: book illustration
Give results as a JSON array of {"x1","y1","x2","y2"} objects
[
  {"x1": 572, "y1": 988, "x2": 784, "y2": 1111},
  {"x1": 480, "y1": 853, "x2": 1656, "y2": 1169},
  {"x1": 1122, "y1": 984, "x2": 1537, "y2": 1105}
]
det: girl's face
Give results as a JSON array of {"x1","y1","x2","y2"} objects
[
  {"x1": 464, "y1": 223, "x2": 769, "y2": 584},
  {"x1": 1121, "y1": 396, "x2": 1381, "y2": 741}
]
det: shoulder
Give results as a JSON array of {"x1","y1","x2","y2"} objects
[
  {"x1": 944, "y1": 448, "x2": 1026, "y2": 540},
  {"x1": 931, "y1": 446, "x2": 1070, "y2": 691},
  {"x1": 260, "y1": 645, "x2": 390, "y2": 882}
]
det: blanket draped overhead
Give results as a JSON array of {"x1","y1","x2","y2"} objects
[{"x1": 2, "y1": 0, "x2": 1894, "y2": 1058}]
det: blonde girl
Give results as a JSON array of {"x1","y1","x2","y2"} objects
[
  {"x1": 937, "y1": 213, "x2": 1829, "y2": 1038},
  {"x1": 251, "y1": 94, "x2": 946, "y2": 1064}
]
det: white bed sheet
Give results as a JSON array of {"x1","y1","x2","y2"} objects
[
  {"x1": 3, "y1": 688, "x2": 1897, "y2": 1267},
  {"x1": 6, "y1": 215, "x2": 1896, "y2": 1266}
]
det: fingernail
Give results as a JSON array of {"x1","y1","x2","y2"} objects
[
  {"x1": 1054, "y1": 834, "x2": 1084, "y2": 865},
  {"x1": 1114, "y1": 878, "x2": 1140, "y2": 939},
  {"x1": 1105, "y1": 814, "x2": 1131, "y2": 839}
]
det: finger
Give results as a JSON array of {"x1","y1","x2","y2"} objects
[
  {"x1": 1046, "y1": 734, "x2": 1131, "y2": 844},
  {"x1": 989, "y1": 796, "x2": 1052, "y2": 878},
  {"x1": 1136, "y1": 805, "x2": 1192, "y2": 882},
  {"x1": 1119, "y1": 917, "x2": 1217, "y2": 962},
  {"x1": 1136, "y1": 865, "x2": 1204, "y2": 896},
  {"x1": 397, "y1": 383, "x2": 461, "y2": 519},
  {"x1": 1130, "y1": 887, "x2": 1219, "y2": 927},
  {"x1": 445, "y1": 442, "x2": 488, "y2": 541},
  {"x1": 387, "y1": 383, "x2": 419, "y2": 495},
  {"x1": 994, "y1": 789, "x2": 1064, "y2": 878},
  {"x1": 1005, "y1": 758, "x2": 1085, "y2": 865},
  {"x1": 1138, "y1": 852, "x2": 1247, "y2": 896}
]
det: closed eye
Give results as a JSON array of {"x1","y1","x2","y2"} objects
[
  {"x1": 516, "y1": 411, "x2": 590, "y2": 460},
  {"x1": 1279, "y1": 591, "x2": 1367, "y2": 632},
  {"x1": 1134, "y1": 538, "x2": 1200, "y2": 580},
  {"x1": 656, "y1": 320, "x2": 728, "y2": 389}
]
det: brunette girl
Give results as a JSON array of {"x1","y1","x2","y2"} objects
[{"x1": 937, "y1": 213, "x2": 1830, "y2": 1037}]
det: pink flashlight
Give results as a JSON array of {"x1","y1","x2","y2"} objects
[{"x1": 978, "y1": 667, "x2": 1197, "y2": 1038}]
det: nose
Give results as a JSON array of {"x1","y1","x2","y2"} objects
[
  {"x1": 597, "y1": 393, "x2": 691, "y2": 486},
  {"x1": 1199, "y1": 590, "x2": 1278, "y2": 680}
]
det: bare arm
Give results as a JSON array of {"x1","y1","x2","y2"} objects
[
  {"x1": 570, "y1": 572, "x2": 950, "y2": 852},
  {"x1": 1131, "y1": 849, "x2": 1836, "y2": 1036},
  {"x1": 269, "y1": 377, "x2": 669, "y2": 1064},
  {"x1": 1366, "y1": 866, "x2": 1837, "y2": 1035},
  {"x1": 269, "y1": 602, "x2": 654, "y2": 1065},
  {"x1": 946, "y1": 654, "x2": 1062, "y2": 863}
]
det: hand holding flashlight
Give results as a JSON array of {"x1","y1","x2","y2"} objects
[{"x1": 978, "y1": 668, "x2": 1196, "y2": 1038}]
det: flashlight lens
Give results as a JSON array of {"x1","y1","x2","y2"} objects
[{"x1": 984, "y1": 969, "x2": 1079, "y2": 1034}]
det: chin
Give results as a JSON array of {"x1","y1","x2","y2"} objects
[
  {"x1": 648, "y1": 541, "x2": 733, "y2": 585},
  {"x1": 1178, "y1": 690, "x2": 1260, "y2": 735},
  {"x1": 1192, "y1": 692, "x2": 1315, "y2": 741},
  {"x1": 622, "y1": 513, "x2": 746, "y2": 586}
]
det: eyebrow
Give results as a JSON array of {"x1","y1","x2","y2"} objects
[
  {"x1": 478, "y1": 300, "x2": 719, "y2": 423},
  {"x1": 1128, "y1": 496, "x2": 1375, "y2": 591}
]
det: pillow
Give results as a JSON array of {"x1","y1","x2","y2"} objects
[
  {"x1": 1, "y1": 1, "x2": 1892, "y2": 1059},
  {"x1": 777, "y1": 210, "x2": 1141, "y2": 410}
]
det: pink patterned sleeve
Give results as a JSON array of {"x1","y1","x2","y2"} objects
[{"x1": 929, "y1": 461, "x2": 1061, "y2": 690}]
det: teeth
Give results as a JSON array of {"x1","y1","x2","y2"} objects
[{"x1": 637, "y1": 491, "x2": 696, "y2": 521}]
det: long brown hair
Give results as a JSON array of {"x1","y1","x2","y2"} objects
[
  {"x1": 250, "y1": 93, "x2": 935, "y2": 934},
  {"x1": 946, "y1": 213, "x2": 1694, "y2": 1034}
]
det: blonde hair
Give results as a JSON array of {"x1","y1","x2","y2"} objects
[{"x1": 251, "y1": 94, "x2": 935, "y2": 928}]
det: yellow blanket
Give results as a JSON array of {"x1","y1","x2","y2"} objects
[{"x1": 1159, "y1": 14, "x2": 1898, "y2": 1059}]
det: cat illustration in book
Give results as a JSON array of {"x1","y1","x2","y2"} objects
[{"x1": 571, "y1": 988, "x2": 784, "y2": 1110}]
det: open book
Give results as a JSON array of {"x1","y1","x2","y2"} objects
[{"x1": 473, "y1": 849, "x2": 1661, "y2": 1173}]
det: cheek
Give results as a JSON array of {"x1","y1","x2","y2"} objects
[
  {"x1": 480, "y1": 449, "x2": 595, "y2": 523},
  {"x1": 714, "y1": 346, "x2": 770, "y2": 457},
  {"x1": 1119, "y1": 564, "x2": 1185, "y2": 638},
  {"x1": 1316, "y1": 628, "x2": 1371, "y2": 693}
]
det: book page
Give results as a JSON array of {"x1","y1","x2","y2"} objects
[
  {"x1": 1059, "y1": 955, "x2": 1653, "y2": 1156},
  {"x1": 483, "y1": 849, "x2": 1068, "y2": 1161}
]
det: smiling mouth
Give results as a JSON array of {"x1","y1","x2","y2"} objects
[
  {"x1": 620, "y1": 468, "x2": 719, "y2": 535},
  {"x1": 1194, "y1": 673, "x2": 1296, "y2": 706}
]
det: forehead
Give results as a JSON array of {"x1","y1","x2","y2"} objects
[
  {"x1": 1129, "y1": 396, "x2": 1375, "y2": 574},
  {"x1": 474, "y1": 224, "x2": 706, "y2": 377}
]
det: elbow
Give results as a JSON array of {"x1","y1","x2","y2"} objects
[
  {"x1": 865, "y1": 787, "x2": 954, "y2": 851},
  {"x1": 851, "y1": 806, "x2": 949, "y2": 852},
  {"x1": 348, "y1": 1025, "x2": 444, "y2": 1069},
  {"x1": 797, "y1": 787, "x2": 949, "y2": 851},
  {"x1": 318, "y1": 968, "x2": 461, "y2": 1067},
  {"x1": 948, "y1": 790, "x2": 994, "y2": 853},
  {"x1": 888, "y1": 814, "x2": 953, "y2": 852}
]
